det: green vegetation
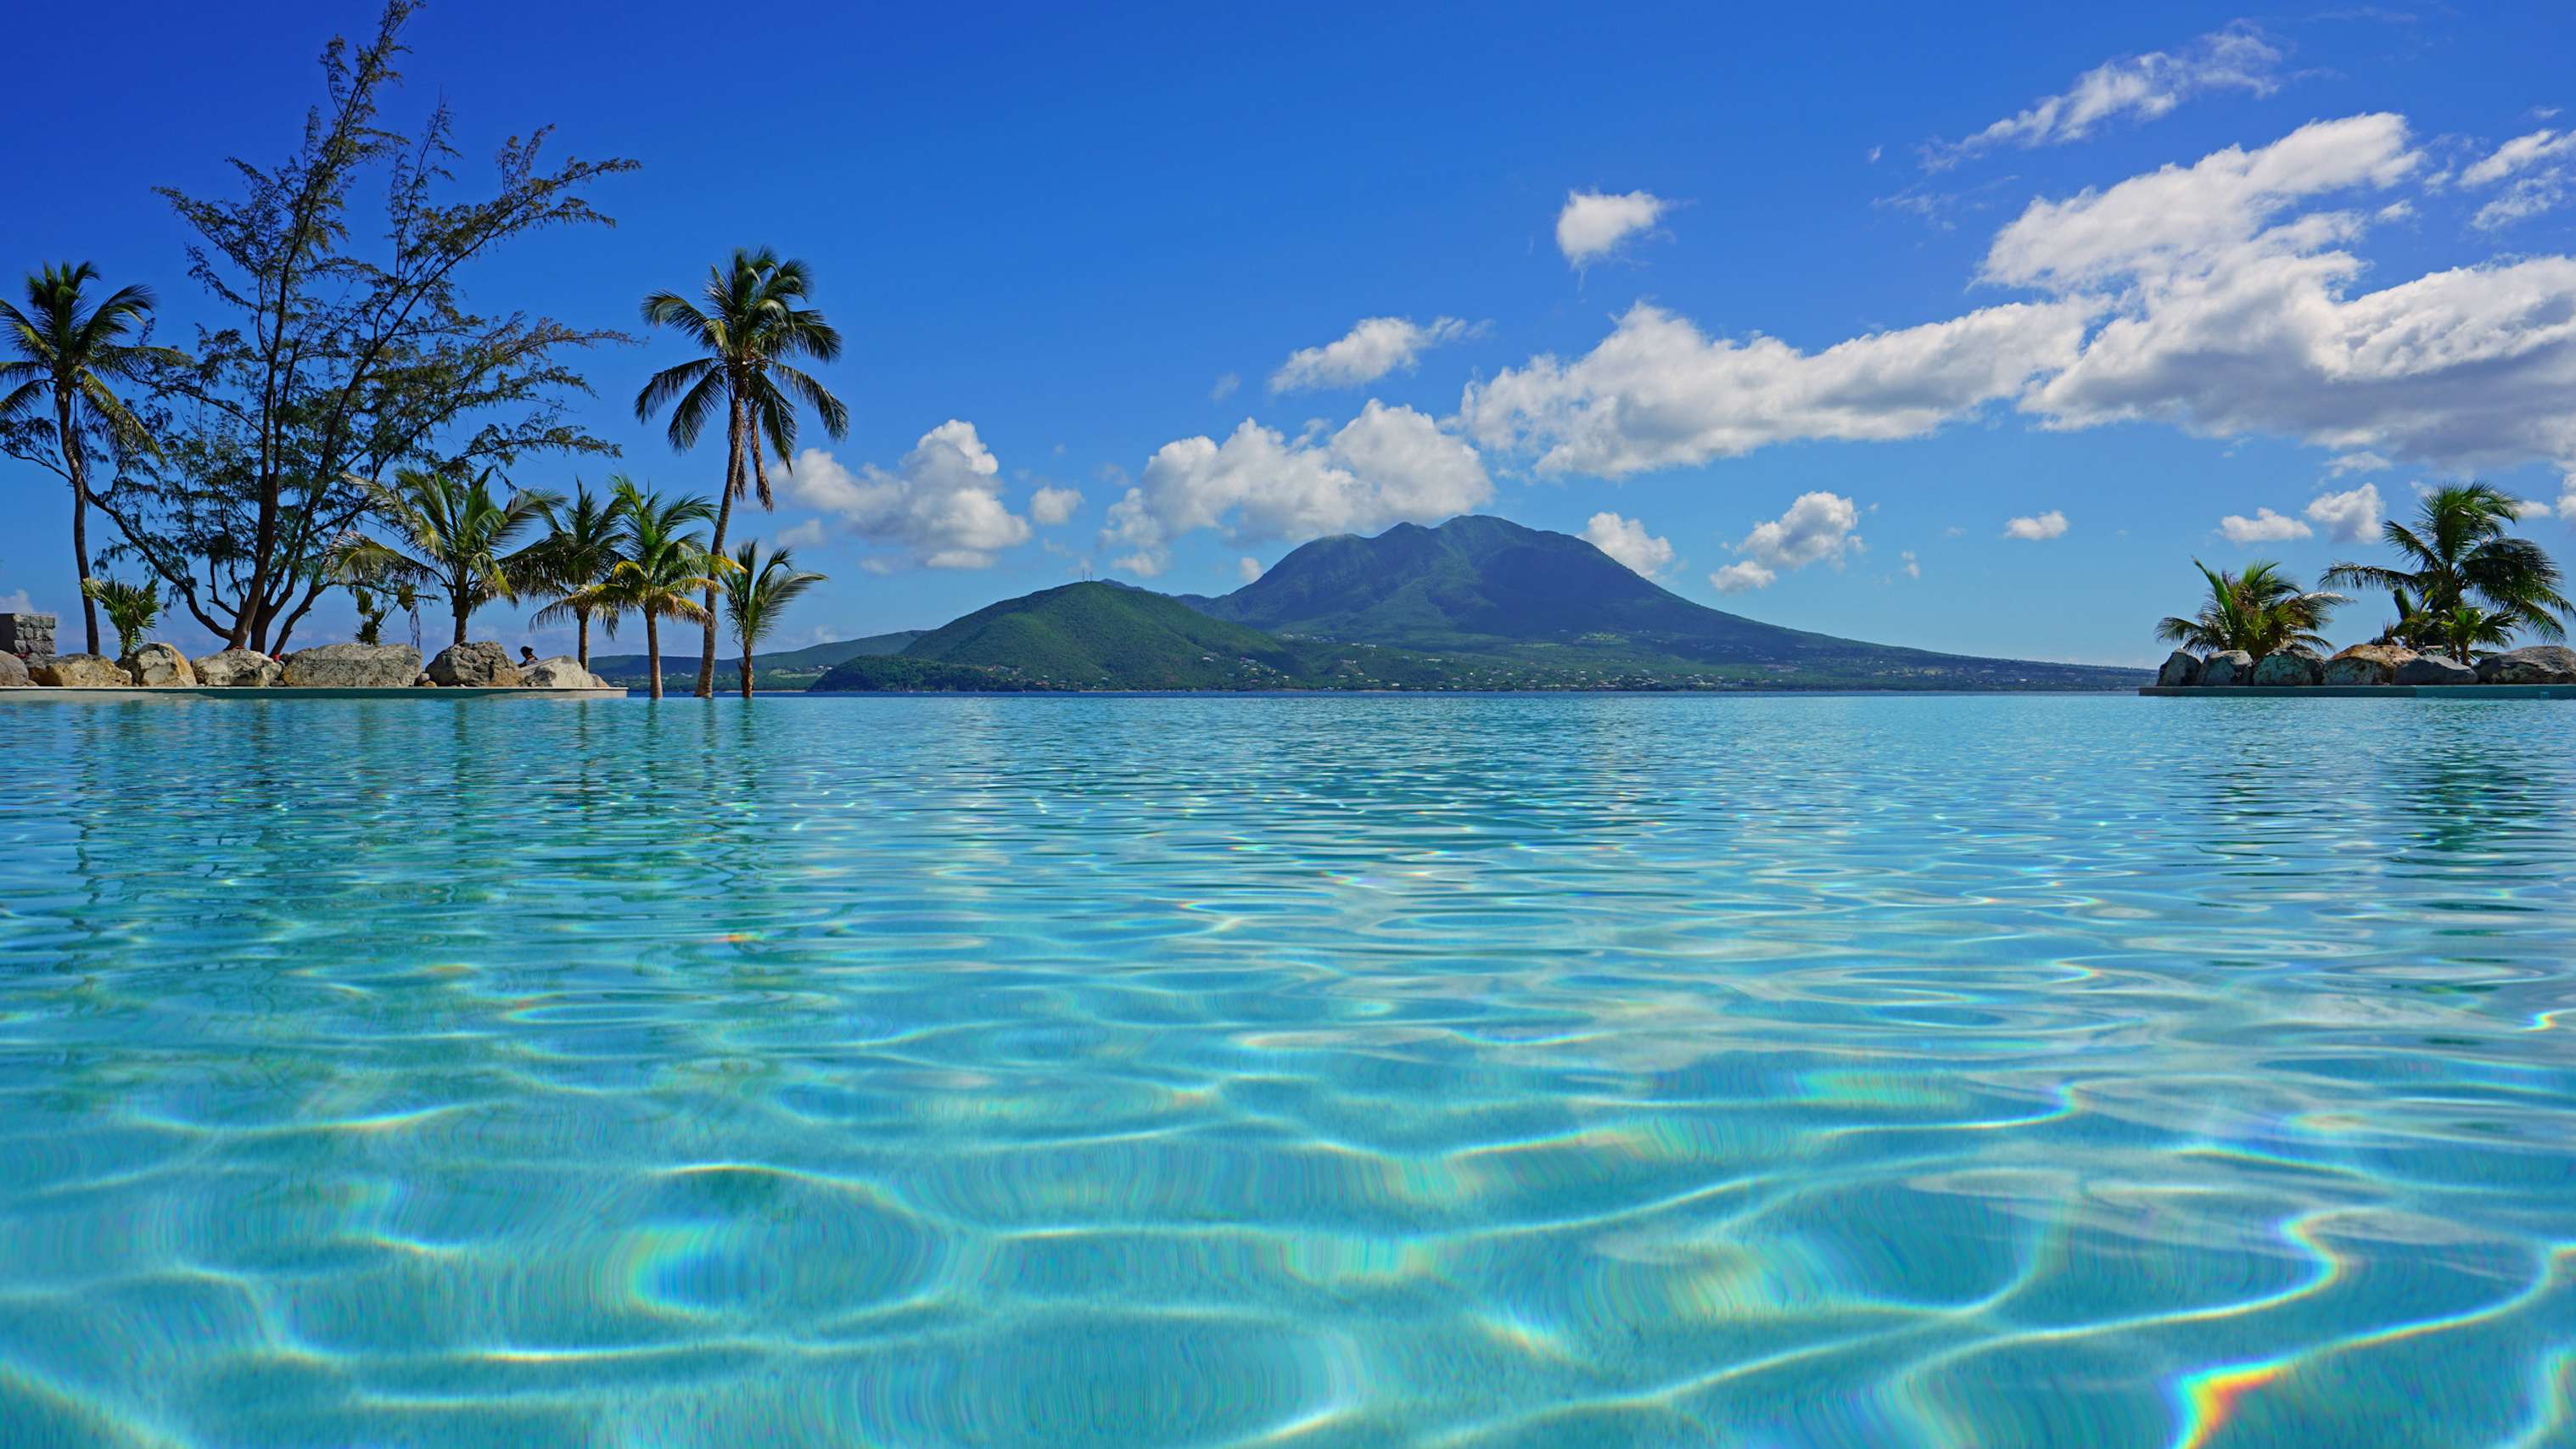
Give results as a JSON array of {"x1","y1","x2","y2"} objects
[
  {"x1": 722, "y1": 542, "x2": 826, "y2": 697},
  {"x1": 80, "y1": 578, "x2": 162, "y2": 657},
  {"x1": 636, "y1": 249, "x2": 848, "y2": 698},
  {"x1": 588, "y1": 630, "x2": 921, "y2": 691},
  {"x1": 66, "y1": 2, "x2": 630, "y2": 656},
  {"x1": 0, "y1": 262, "x2": 178, "y2": 656},
  {"x1": 2326, "y1": 484, "x2": 2570, "y2": 663},
  {"x1": 569, "y1": 483, "x2": 725, "y2": 700},
  {"x1": 2156, "y1": 560, "x2": 2343, "y2": 659},
  {"x1": 526, "y1": 484, "x2": 631, "y2": 669},
  {"x1": 333, "y1": 469, "x2": 563, "y2": 646}
]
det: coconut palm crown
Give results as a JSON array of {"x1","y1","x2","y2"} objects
[
  {"x1": 0, "y1": 262, "x2": 183, "y2": 655},
  {"x1": 2324, "y1": 484, "x2": 2569, "y2": 650},
  {"x1": 2157, "y1": 559, "x2": 2344, "y2": 659},
  {"x1": 333, "y1": 468, "x2": 565, "y2": 646},
  {"x1": 526, "y1": 482, "x2": 631, "y2": 669},
  {"x1": 634, "y1": 248, "x2": 848, "y2": 698},
  {"x1": 722, "y1": 540, "x2": 826, "y2": 698},
  {"x1": 561, "y1": 480, "x2": 727, "y2": 699}
]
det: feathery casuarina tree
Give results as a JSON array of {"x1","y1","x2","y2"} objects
[
  {"x1": 635, "y1": 249, "x2": 847, "y2": 698},
  {"x1": 2157, "y1": 560, "x2": 2344, "y2": 659},
  {"x1": 722, "y1": 541, "x2": 826, "y2": 698},
  {"x1": 2325, "y1": 484, "x2": 2569, "y2": 651},
  {"x1": 0, "y1": 263, "x2": 182, "y2": 654},
  {"x1": 331, "y1": 468, "x2": 563, "y2": 646}
]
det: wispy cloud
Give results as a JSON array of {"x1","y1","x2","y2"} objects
[{"x1": 1924, "y1": 22, "x2": 2285, "y2": 170}]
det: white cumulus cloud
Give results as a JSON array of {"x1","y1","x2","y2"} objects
[
  {"x1": 1459, "y1": 300, "x2": 2090, "y2": 478},
  {"x1": 1271, "y1": 316, "x2": 1480, "y2": 392},
  {"x1": 2004, "y1": 510, "x2": 2069, "y2": 540},
  {"x1": 1030, "y1": 485, "x2": 1083, "y2": 526},
  {"x1": 1928, "y1": 22, "x2": 2284, "y2": 168},
  {"x1": 1237, "y1": 556, "x2": 1263, "y2": 584},
  {"x1": 772, "y1": 421, "x2": 1033, "y2": 571},
  {"x1": 1100, "y1": 401, "x2": 1491, "y2": 577},
  {"x1": 1580, "y1": 512, "x2": 1676, "y2": 577},
  {"x1": 2218, "y1": 506, "x2": 2312, "y2": 544},
  {"x1": 2304, "y1": 483, "x2": 2383, "y2": 542},
  {"x1": 1555, "y1": 190, "x2": 1669, "y2": 266},
  {"x1": 1711, "y1": 492, "x2": 1862, "y2": 592}
]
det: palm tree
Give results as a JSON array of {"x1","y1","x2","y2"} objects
[
  {"x1": 80, "y1": 578, "x2": 160, "y2": 657},
  {"x1": 2373, "y1": 587, "x2": 2443, "y2": 651},
  {"x1": 722, "y1": 541, "x2": 826, "y2": 698},
  {"x1": 2326, "y1": 484, "x2": 2570, "y2": 648},
  {"x1": 575, "y1": 481, "x2": 725, "y2": 700},
  {"x1": 0, "y1": 263, "x2": 182, "y2": 655},
  {"x1": 634, "y1": 249, "x2": 848, "y2": 699},
  {"x1": 526, "y1": 482, "x2": 630, "y2": 669},
  {"x1": 333, "y1": 468, "x2": 564, "y2": 646},
  {"x1": 2428, "y1": 604, "x2": 2516, "y2": 664},
  {"x1": 2157, "y1": 559, "x2": 2344, "y2": 658}
]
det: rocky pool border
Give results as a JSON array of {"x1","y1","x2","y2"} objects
[
  {"x1": 2141, "y1": 683, "x2": 2576, "y2": 698},
  {"x1": 1, "y1": 685, "x2": 627, "y2": 701}
]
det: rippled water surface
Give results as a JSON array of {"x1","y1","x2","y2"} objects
[{"x1": 5, "y1": 692, "x2": 2576, "y2": 1447}]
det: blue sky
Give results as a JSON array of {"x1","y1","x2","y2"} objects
[{"x1": 6, "y1": 0, "x2": 2575, "y2": 666}]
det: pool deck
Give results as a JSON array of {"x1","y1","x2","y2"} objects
[
  {"x1": 2140, "y1": 684, "x2": 2576, "y2": 698},
  {"x1": 3, "y1": 686, "x2": 628, "y2": 701}
]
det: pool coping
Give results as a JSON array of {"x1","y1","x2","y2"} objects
[
  {"x1": 2139, "y1": 684, "x2": 2576, "y2": 698},
  {"x1": 1, "y1": 686, "x2": 629, "y2": 700}
]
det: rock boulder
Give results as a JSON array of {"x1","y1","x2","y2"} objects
[
  {"x1": 0, "y1": 653, "x2": 28, "y2": 687},
  {"x1": 426, "y1": 641, "x2": 524, "y2": 687},
  {"x1": 2200, "y1": 650, "x2": 2255, "y2": 686},
  {"x1": 2321, "y1": 643, "x2": 2416, "y2": 685},
  {"x1": 2156, "y1": 651, "x2": 2204, "y2": 686},
  {"x1": 281, "y1": 642, "x2": 423, "y2": 689},
  {"x1": 2474, "y1": 645, "x2": 2576, "y2": 685},
  {"x1": 521, "y1": 656, "x2": 608, "y2": 689},
  {"x1": 120, "y1": 642, "x2": 198, "y2": 687},
  {"x1": 193, "y1": 648, "x2": 283, "y2": 688},
  {"x1": 2250, "y1": 649, "x2": 2325, "y2": 686},
  {"x1": 31, "y1": 653, "x2": 133, "y2": 687},
  {"x1": 2395, "y1": 654, "x2": 2478, "y2": 685}
]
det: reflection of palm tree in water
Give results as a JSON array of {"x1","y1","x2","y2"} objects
[{"x1": 2387, "y1": 711, "x2": 2556, "y2": 868}]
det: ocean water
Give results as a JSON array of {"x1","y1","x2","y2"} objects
[{"x1": 3, "y1": 692, "x2": 2573, "y2": 1448}]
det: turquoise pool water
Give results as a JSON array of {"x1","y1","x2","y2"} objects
[{"x1": 3, "y1": 693, "x2": 2573, "y2": 1447}]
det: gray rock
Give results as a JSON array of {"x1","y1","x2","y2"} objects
[
  {"x1": 426, "y1": 641, "x2": 524, "y2": 688},
  {"x1": 415, "y1": 672, "x2": 434, "y2": 687},
  {"x1": 2156, "y1": 650, "x2": 2203, "y2": 686},
  {"x1": 0, "y1": 653, "x2": 27, "y2": 688},
  {"x1": 2474, "y1": 645, "x2": 2576, "y2": 685},
  {"x1": 2250, "y1": 649, "x2": 2324, "y2": 686},
  {"x1": 521, "y1": 655, "x2": 607, "y2": 689},
  {"x1": 2394, "y1": 654, "x2": 2478, "y2": 685},
  {"x1": 31, "y1": 653, "x2": 133, "y2": 687},
  {"x1": 281, "y1": 642, "x2": 423, "y2": 688},
  {"x1": 2199, "y1": 650, "x2": 2256, "y2": 685},
  {"x1": 120, "y1": 641, "x2": 198, "y2": 687},
  {"x1": 193, "y1": 648, "x2": 283, "y2": 688},
  {"x1": 2321, "y1": 643, "x2": 2416, "y2": 685}
]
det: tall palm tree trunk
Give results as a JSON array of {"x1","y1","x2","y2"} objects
[
  {"x1": 575, "y1": 609, "x2": 591, "y2": 670},
  {"x1": 740, "y1": 654, "x2": 754, "y2": 699},
  {"x1": 696, "y1": 394, "x2": 745, "y2": 698},
  {"x1": 56, "y1": 392, "x2": 101, "y2": 656},
  {"x1": 646, "y1": 614, "x2": 663, "y2": 700}
]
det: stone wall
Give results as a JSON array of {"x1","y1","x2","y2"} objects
[{"x1": 0, "y1": 612, "x2": 58, "y2": 663}]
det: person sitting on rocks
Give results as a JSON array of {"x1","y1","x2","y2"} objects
[{"x1": 519, "y1": 646, "x2": 540, "y2": 669}]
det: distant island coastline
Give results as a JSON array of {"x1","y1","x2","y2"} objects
[{"x1": 803, "y1": 516, "x2": 2145, "y2": 694}]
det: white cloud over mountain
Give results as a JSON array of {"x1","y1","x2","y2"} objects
[
  {"x1": 1580, "y1": 512, "x2": 1675, "y2": 577},
  {"x1": 1555, "y1": 190, "x2": 1669, "y2": 266},
  {"x1": 774, "y1": 421, "x2": 1033, "y2": 571},
  {"x1": 1102, "y1": 402, "x2": 1490, "y2": 576},
  {"x1": 1272, "y1": 316, "x2": 1480, "y2": 392},
  {"x1": 1927, "y1": 22, "x2": 2284, "y2": 169},
  {"x1": 1711, "y1": 491, "x2": 1862, "y2": 593}
]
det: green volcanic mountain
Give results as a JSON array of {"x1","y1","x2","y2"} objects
[
  {"x1": 1188, "y1": 514, "x2": 2138, "y2": 688},
  {"x1": 812, "y1": 517, "x2": 2144, "y2": 692}
]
